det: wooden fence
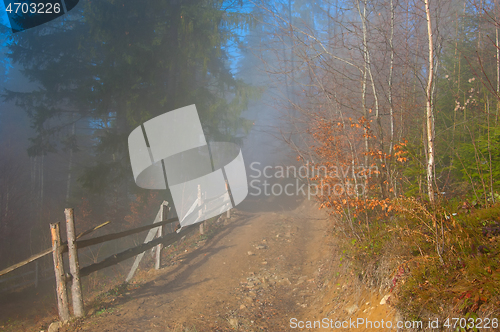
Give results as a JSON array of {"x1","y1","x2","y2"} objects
[{"x1": 0, "y1": 201, "x2": 216, "y2": 322}]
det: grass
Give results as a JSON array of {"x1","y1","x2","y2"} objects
[
  {"x1": 393, "y1": 201, "x2": 500, "y2": 320},
  {"x1": 338, "y1": 199, "x2": 500, "y2": 327}
]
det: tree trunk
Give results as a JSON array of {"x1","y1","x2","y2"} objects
[
  {"x1": 496, "y1": 0, "x2": 499, "y2": 124},
  {"x1": 66, "y1": 121, "x2": 76, "y2": 204},
  {"x1": 424, "y1": 0, "x2": 435, "y2": 204},
  {"x1": 388, "y1": 0, "x2": 396, "y2": 197}
]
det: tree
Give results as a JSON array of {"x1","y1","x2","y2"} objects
[
  {"x1": 3, "y1": 0, "x2": 254, "y2": 219},
  {"x1": 424, "y1": 0, "x2": 436, "y2": 204}
]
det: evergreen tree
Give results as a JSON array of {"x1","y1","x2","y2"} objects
[{"x1": 3, "y1": 0, "x2": 254, "y2": 215}]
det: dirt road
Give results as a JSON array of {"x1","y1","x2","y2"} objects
[{"x1": 60, "y1": 196, "x2": 331, "y2": 331}]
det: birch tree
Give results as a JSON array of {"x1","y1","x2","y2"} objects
[{"x1": 425, "y1": 0, "x2": 436, "y2": 204}]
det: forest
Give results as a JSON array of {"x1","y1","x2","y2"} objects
[{"x1": 0, "y1": 0, "x2": 499, "y2": 328}]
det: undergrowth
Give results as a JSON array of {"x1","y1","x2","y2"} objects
[{"x1": 342, "y1": 199, "x2": 500, "y2": 329}]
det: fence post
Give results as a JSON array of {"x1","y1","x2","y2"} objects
[
  {"x1": 198, "y1": 185, "x2": 204, "y2": 234},
  {"x1": 65, "y1": 208, "x2": 84, "y2": 318},
  {"x1": 126, "y1": 201, "x2": 169, "y2": 282},
  {"x1": 225, "y1": 180, "x2": 230, "y2": 219},
  {"x1": 50, "y1": 222, "x2": 70, "y2": 322},
  {"x1": 155, "y1": 205, "x2": 166, "y2": 270}
]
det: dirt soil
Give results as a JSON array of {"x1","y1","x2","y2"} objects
[
  {"x1": 305, "y1": 278, "x2": 398, "y2": 332},
  {"x1": 1, "y1": 195, "x2": 398, "y2": 332},
  {"x1": 55, "y1": 197, "x2": 331, "y2": 331}
]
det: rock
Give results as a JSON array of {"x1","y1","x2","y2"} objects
[
  {"x1": 296, "y1": 276, "x2": 308, "y2": 285},
  {"x1": 48, "y1": 321, "x2": 62, "y2": 332},
  {"x1": 240, "y1": 304, "x2": 246, "y2": 310},
  {"x1": 261, "y1": 261, "x2": 268, "y2": 265},
  {"x1": 380, "y1": 294, "x2": 391, "y2": 305},
  {"x1": 228, "y1": 318, "x2": 239, "y2": 329},
  {"x1": 255, "y1": 244, "x2": 267, "y2": 250},
  {"x1": 247, "y1": 251, "x2": 255, "y2": 256},
  {"x1": 346, "y1": 304, "x2": 359, "y2": 315}
]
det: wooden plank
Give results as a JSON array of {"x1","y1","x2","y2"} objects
[
  {"x1": 0, "y1": 221, "x2": 111, "y2": 278},
  {"x1": 155, "y1": 205, "x2": 166, "y2": 270},
  {"x1": 76, "y1": 216, "x2": 178, "y2": 250},
  {"x1": 0, "y1": 248, "x2": 52, "y2": 277},
  {"x1": 126, "y1": 202, "x2": 170, "y2": 282},
  {"x1": 80, "y1": 225, "x2": 195, "y2": 278},
  {"x1": 65, "y1": 208, "x2": 84, "y2": 318},
  {"x1": 155, "y1": 226, "x2": 163, "y2": 270},
  {"x1": 50, "y1": 222, "x2": 70, "y2": 322},
  {"x1": 76, "y1": 221, "x2": 111, "y2": 240},
  {"x1": 0, "y1": 216, "x2": 172, "y2": 278}
]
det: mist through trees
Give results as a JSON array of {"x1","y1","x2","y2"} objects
[{"x1": 0, "y1": 0, "x2": 499, "y2": 303}]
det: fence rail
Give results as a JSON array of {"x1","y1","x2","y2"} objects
[
  {"x1": 0, "y1": 221, "x2": 112, "y2": 278},
  {"x1": 0, "y1": 200, "x2": 218, "y2": 322}
]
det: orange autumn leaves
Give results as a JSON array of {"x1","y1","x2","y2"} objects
[{"x1": 307, "y1": 116, "x2": 407, "y2": 222}]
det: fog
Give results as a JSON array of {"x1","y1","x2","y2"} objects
[
  {"x1": 0, "y1": 1, "x2": 303, "y2": 289},
  {"x1": 2, "y1": 0, "x2": 496, "y2": 329}
]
